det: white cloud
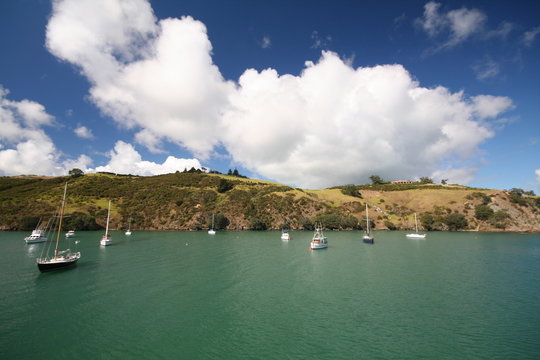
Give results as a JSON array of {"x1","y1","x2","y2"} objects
[
  {"x1": 0, "y1": 86, "x2": 92, "y2": 176},
  {"x1": 47, "y1": 1, "x2": 234, "y2": 159},
  {"x1": 472, "y1": 57, "x2": 500, "y2": 80},
  {"x1": 46, "y1": 0, "x2": 515, "y2": 188},
  {"x1": 74, "y1": 125, "x2": 94, "y2": 139},
  {"x1": 221, "y1": 52, "x2": 512, "y2": 188},
  {"x1": 522, "y1": 26, "x2": 540, "y2": 47},
  {"x1": 92, "y1": 141, "x2": 202, "y2": 175},
  {"x1": 261, "y1": 36, "x2": 271, "y2": 49},
  {"x1": 431, "y1": 166, "x2": 479, "y2": 185},
  {"x1": 536, "y1": 169, "x2": 540, "y2": 186},
  {"x1": 417, "y1": 1, "x2": 489, "y2": 51}
]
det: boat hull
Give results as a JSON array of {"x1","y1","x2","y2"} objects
[
  {"x1": 311, "y1": 242, "x2": 328, "y2": 249},
  {"x1": 25, "y1": 237, "x2": 47, "y2": 244},
  {"x1": 100, "y1": 239, "x2": 112, "y2": 246},
  {"x1": 406, "y1": 233, "x2": 426, "y2": 239},
  {"x1": 362, "y1": 236, "x2": 374, "y2": 244},
  {"x1": 37, "y1": 253, "x2": 80, "y2": 272}
]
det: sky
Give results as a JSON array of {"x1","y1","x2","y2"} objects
[{"x1": 0, "y1": 0, "x2": 539, "y2": 191}]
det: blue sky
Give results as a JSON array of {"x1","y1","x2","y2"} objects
[{"x1": 0, "y1": 0, "x2": 539, "y2": 190}]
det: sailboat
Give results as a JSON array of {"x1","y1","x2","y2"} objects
[
  {"x1": 406, "y1": 213, "x2": 426, "y2": 239},
  {"x1": 362, "y1": 204, "x2": 374, "y2": 244},
  {"x1": 280, "y1": 229, "x2": 290, "y2": 241},
  {"x1": 125, "y1": 217, "x2": 132, "y2": 236},
  {"x1": 208, "y1": 214, "x2": 216, "y2": 235},
  {"x1": 310, "y1": 224, "x2": 328, "y2": 249},
  {"x1": 24, "y1": 217, "x2": 48, "y2": 244},
  {"x1": 36, "y1": 183, "x2": 80, "y2": 272},
  {"x1": 100, "y1": 200, "x2": 112, "y2": 246}
]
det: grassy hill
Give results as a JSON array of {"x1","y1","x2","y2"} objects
[{"x1": 1, "y1": 173, "x2": 539, "y2": 232}]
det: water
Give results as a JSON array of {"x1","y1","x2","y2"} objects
[{"x1": 1, "y1": 231, "x2": 539, "y2": 359}]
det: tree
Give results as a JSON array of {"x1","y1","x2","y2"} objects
[
  {"x1": 384, "y1": 220, "x2": 396, "y2": 230},
  {"x1": 441, "y1": 179, "x2": 448, "y2": 185},
  {"x1": 369, "y1": 175, "x2": 385, "y2": 185},
  {"x1": 419, "y1": 176, "x2": 434, "y2": 184},
  {"x1": 474, "y1": 205, "x2": 494, "y2": 221},
  {"x1": 341, "y1": 185, "x2": 362, "y2": 198},
  {"x1": 69, "y1": 168, "x2": 84, "y2": 177},
  {"x1": 250, "y1": 218, "x2": 267, "y2": 230},
  {"x1": 211, "y1": 213, "x2": 230, "y2": 230},
  {"x1": 420, "y1": 213, "x2": 435, "y2": 231},
  {"x1": 217, "y1": 178, "x2": 234, "y2": 193},
  {"x1": 443, "y1": 213, "x2": 468, "y2": 231}
]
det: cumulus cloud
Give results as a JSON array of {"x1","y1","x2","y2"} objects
[
  {"x1": 46, "y1": 0, "x2": 515, "y2": 188},
  {"x1": 221, "y1": 52, "x2": 512, "y2": 188},
  {"x1": 92, "y1": 141, "x2": 202, "y2": 175},
  {"x1": 74, "y1": 125, "x2": 94, "y2": 139},
  {"x1": 47, "y1": 0, "x2": 234, "y2": 159},
  {"x1": 0, "y1": 86, "x2": 91, "y2": 176}
]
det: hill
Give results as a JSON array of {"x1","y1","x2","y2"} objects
[{"x1": 1, "y1": 173, "x2": 539, "y2": 232}]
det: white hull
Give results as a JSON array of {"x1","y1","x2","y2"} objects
[
  {"x1": 311, "y1": 242, "x2": 328, "y2": 249},
  {"x1": 125, "y1": 230, "x2": 132, "y2": 235},
  {"x1": 100, "y1": 238, "x2": 112, "y2": 246},
  {"x1": 281, "y1": 232, "x2": 290, "y2": 240},
  {"x1": 65, "y1": 230, "x2": 75, "y2": 238},
  {"x1": 208, "y1": 229, "x2": 216, "y2": 235},
  {"x1": 406, "y1": 233, "x2": 426, "y2": 239},
  {"x1": 25, "y1": 229, "x2": 47, "y2": 244},
  {"x1": 25, "y1": 236, "x2": 47, "y2": 244}
]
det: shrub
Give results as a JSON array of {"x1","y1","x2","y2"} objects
[
  {"x1": 384, "y1": 220, "x2": 396, "y2": 230},
  {"x1": 341, "y1": 185, "x2": 362, "y2": 198},
  {"x1": 217, "y1": 178, "x2": 234, "y2": 193},
  {"x1": 250, "y1": 218, "x2": 268, "y2": 230},
  {"x1": 443, "y1": 213, "x2": 468, "y2": 230},
  {"x1": 474, "y1": 205, "x2": 494, "y2": 221}
]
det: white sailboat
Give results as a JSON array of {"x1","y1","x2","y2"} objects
[
  {"x1": 36, "y1": 183, "x2": 80, "y2": 271},
  {"x1": 125, "y1": 217, "x2": 132, "y2": 236},
  {"x1": 65, "y1": 230, "x2": 76, "y2": 238},
  {"x1": 208, "y1": 214, "x2": 216, "y2": 235},
  {"x1": 100, "y1": 200, "x2": 112, "y2": 246},
  {"x1": 310, "y1": 224, "x2": 328, "y2": 249},
  {"x1": 280, "y1": 229, "x2": 290, "y2": 241},
  {"x1": 24, "y1": 217, "x2": 48, "y2": 244},
  {"x1": 362, "y1": 204, "x2": 374, "y2": 244},
  {"x1": 406, "y1": 213, "x2": 426, "y2": 239}
]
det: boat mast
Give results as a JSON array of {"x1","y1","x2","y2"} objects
[
  {"x1": 54, "y1": 182, "x2": 68, "y2": 257},
  {"x1": 105, "y1": 200, "x2": 111, "y2": 236},
  {"x1": 365, "y1": 203, "x2": 370, "y2": 235},
  {"x1": 414, "y1": 213, "x2": 418, "y2": 233}
]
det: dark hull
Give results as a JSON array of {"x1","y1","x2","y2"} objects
[
  {"x1": 37, "y1": 258, "x2": 78, "y2": 272},
  {"x1": 363, "y1": 238, "x2": 374, "y2": 244}
]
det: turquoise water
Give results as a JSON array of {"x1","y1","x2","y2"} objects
[{"x1": 1, "y1": 230, "x2": 539, "y2": 359}]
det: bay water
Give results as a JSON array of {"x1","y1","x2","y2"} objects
[{"x1": 1, "y1": 230, "x2": 539, "y2": 359}]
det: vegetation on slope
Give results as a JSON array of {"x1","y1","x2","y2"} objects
[{"x1": 1, "y1": 173, "x2": 538, "y2": 232}]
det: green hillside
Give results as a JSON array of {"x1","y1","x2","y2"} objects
[{"x1": 1, "y1": 173, "x2": 539, "y2": 232}]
